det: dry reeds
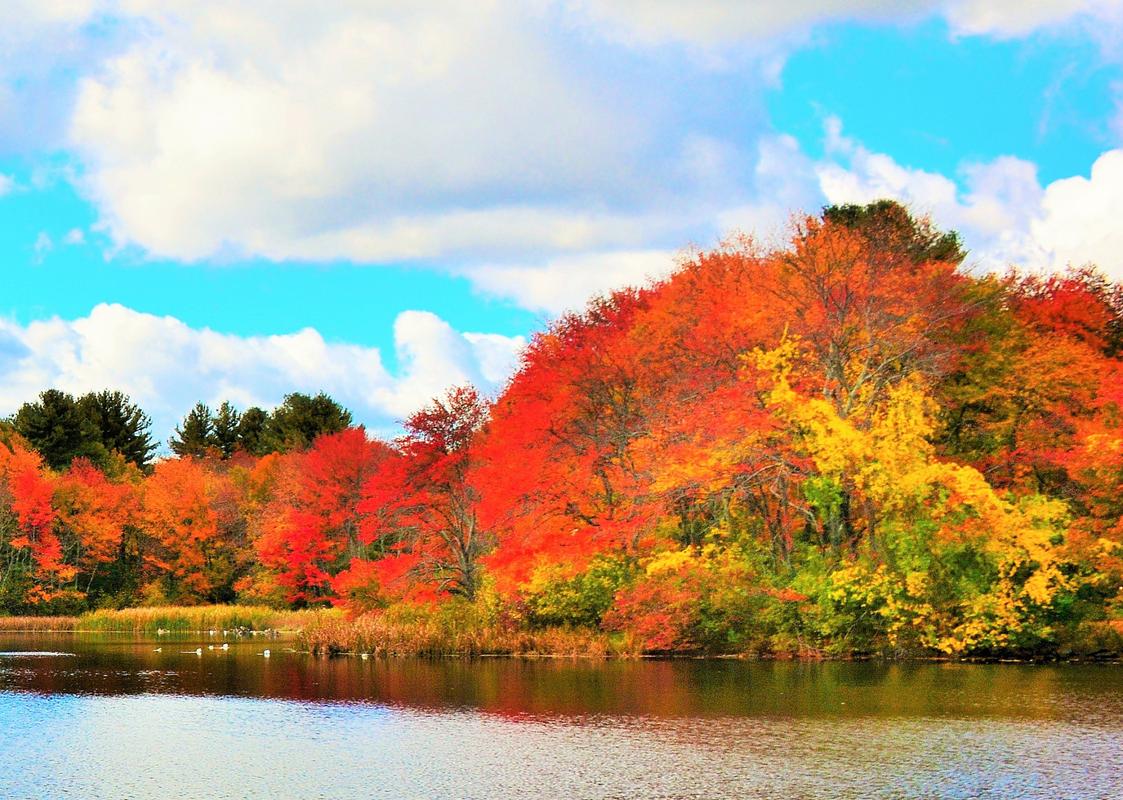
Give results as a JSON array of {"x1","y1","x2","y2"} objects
[{"x1": 300, "y1": 609, "x2": 637, "y2": 658}]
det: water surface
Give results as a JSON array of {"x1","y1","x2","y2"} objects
[{"x1": 1, "y1": 633, "x2": 1120, "y2": 798}]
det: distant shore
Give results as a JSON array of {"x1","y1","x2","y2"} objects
[{"x1": 4, "y1": 605, "x2": 1121, "y2": 662}]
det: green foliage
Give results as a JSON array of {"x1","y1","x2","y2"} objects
[
  {"x1": 210, "y1": 401, "x2": 241, "y2": 458},
  {"x1": 823, "y1": 199, "x2": 965, "y2": 264},
  {"x1": 235, "y1": 407, "x2": 270, "y2": 455},
  {"x1": 12, "y1": 389, "x2": 107, "y2": 470},
  {"x1": 524, "y1": 555, "x2": 636, "y2": 628},
  {"x1": 77, "y1": 390, "x2": 157, "y2": 469},
  {"x1": 266, "y1": 392, "x2": 352, "y2": 452},
  {"x1": 169, "y1": 402, "x2": 214, "y2": 457},
  {"x1": 11, "y1": 389, "x2": 156, "y2": 471}
]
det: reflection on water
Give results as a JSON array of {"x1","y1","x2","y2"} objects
[{"x1": 1, "y1": 633, "x2": 1121, "y2": 799}]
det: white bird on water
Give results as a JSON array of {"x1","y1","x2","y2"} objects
[
  {"x1": 220, "y1": 643, "x2": 229, "y2": 651},
  {"x1": 181, "y1": 648, "x2": 203, "y2": 655},
  {"x1": 262, "y1": 649, "x2": 271, "y2": 658},
  {"x1": 153, "y1": 647, "x2": 162, "y2": 653}
]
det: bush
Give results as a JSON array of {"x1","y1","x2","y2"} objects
[{"x1": 523, "y1": 555, "x2": 636, "y2": 628}]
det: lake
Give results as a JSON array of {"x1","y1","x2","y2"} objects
[{"x1": 1, "y1": 633, "x2": 1121, "y2": 799}]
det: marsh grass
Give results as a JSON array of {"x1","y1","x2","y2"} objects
[
  {"x1": 73, "y1": 605, "x2": 342, "y2": 633},
  {"x1": 0, "y1": 616, "x2": 78, "y2": 631},
  {"x1": 300, "y1": 605, "x2": 637, "y2": 658}
]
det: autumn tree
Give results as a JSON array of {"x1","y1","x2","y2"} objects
[
  {"x1": 0, "y1": 435, "x2": 70, "y2": 609},
  {"x1": 139, "y1": 458, "x2": 248, "y2": 602},
  {"x1": 254, "y1": 428, "x2": 389, "y2": 605},
  {"x1": 359, "y1": 387, "x2": 491, "y2": 600}
]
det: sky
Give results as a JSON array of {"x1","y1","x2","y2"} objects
[{"x1": 2, "y1": 0, "x2": 1123, "y2": 443}]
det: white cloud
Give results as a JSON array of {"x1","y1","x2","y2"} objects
[
  {"x1": 943, "y1": 0, "x2": 1121, "y2": 38},
  {"x1": 1029, "y1": 149, "x2": 1123, "y2": 275},
  {"x1": 717, "y1": 133, "x2": 823, "y2": 245},
  {"x1": 0, "y1": 304, "x2": 524, "y2": 442},
  {"x1": 566, "y1": 0, "x2": 930, "y2": 47},
  {"x1": 33, "y1": 232, "x2": 54, "y2": 263},
  {"x1": 66, "y1": 1, "x2": 681, "y2": 263},
  {"x1": 464, "y1": 249, "x2": 678, "y2": 316},
  {"x1": 63, "y1": 227, "x2": 86, "y2": 245},
  {"x1": 778, "y1": 117, "x2": 1122, "y2": 279},
  {"x1": 44, "y1": 0, "x2": 1118, "y2": 268},
  {"x1": 566, "y1": 0, "x2": 1122, "y2": 47},
  {"x1": 0, "y1": 175, "x2": 14, "y2": 195}
]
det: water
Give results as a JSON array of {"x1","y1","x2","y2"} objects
[{"x1": 1, "y1": 633, "x2": 1121, "y2": 798}]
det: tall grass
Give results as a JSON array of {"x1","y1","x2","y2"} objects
[
  {"x1": 300, "y1": 606, "x2": 637, "y2": 658},
  {"x1": 0, "y1": 616, "x2": 78, "y2": 631},
  {"x1": 74, "y1": 605, "x2": 341, "y2": 633}
]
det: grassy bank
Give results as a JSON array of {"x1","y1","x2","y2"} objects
[
  {"x1": 0, "y1": 616, "x2": 79, "y2": 631},
  {"x1": 74, "y1": 605, "x2": 340, "y2": 633},
  {"x1": 300, "y1": 606, "x2": 637, "y2": 658},
  {"x1": 1, "y1": 605, "x2": 341, "y2": 634}
]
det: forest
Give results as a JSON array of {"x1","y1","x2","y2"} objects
[{"x1": 2, "y1": 201, "x2": 1121, "y2": 658}]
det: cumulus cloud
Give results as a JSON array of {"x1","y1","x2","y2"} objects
[
  {"x1": 566, "y1": 0, "x2": 1122, "y2": 47},
  {"x1": 14, "y1": 0, "x2": 1106, "y2": 268},
  {"x1": 464, "y1": 249, "x2": 678, "y2": 316},
  {"x1": 566, "y1": 0, "x2": 929, "y2": 47},
  {"x1": 775, "y1": 117, "x2": 1123, "y2": 279},
  {"x1": 0, "y1": 304, "x2": 524, "y2": 442},
  {"x1": 66, "y1": 1, "x2": 686, "y2": 263},
  {"x1": 1028, "y1": 149, "x2": 1123, "y2": 274}
]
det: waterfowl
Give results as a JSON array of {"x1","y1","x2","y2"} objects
[
  {"x1": 153, "y1": 647, "x2": 162, "y2": 653},
  {"x1": 220, "y1": 643, "x2": 229, "y2": 650},
  {"x1": 262, "y1": 649, "x2": 271, "y2": 658}
]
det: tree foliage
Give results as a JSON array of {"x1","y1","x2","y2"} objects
[{"x1": 2, "y1": 201, "x2": 1122, "y2": 657}]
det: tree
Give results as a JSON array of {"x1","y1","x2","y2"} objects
[
  {"x1": 359, "y1": 387, "x2": 491, "y2": 600},
  {"x1": 266, "y1": 392, "x2": 352, "y2": 452},
  {"x1": 12, "y1": 390, "x2": 105, "y2": 471},
  {"x1": 210, "y1": 401, "x2": 241, "y2": 459},
  {"x1": 0, "y1": 436, "x2": 70, "y2": 608},
  {"x1": 139, "y1": 458, "x2": 246, "y2": 602},
  {"x1": 255, "y1": 428, "x2": 389, "y2": 604},
  {"x1": 77, "y1": 390, "x2": 156, "y2": 469},
  {"x1": 823, "y1": 199, "x2": 965, "y2": 264},
  {"x1": 236, "y1": 407, "x2": 270, "y2": 456},
  {"x1": 169, "y1": 403, "x2": 214, "y2": 458}
]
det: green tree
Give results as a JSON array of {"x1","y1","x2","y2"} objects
[
  {"x1": 12, "y1": 389, "x2": 106, "y2": 470},
  {"x1": 823, "y1": 199, "x2": 965, "y2": 264},
  {"x1": 210, "y1": 401, "x2": 241, "y2": 458},
  {"x1": 266, "y1": 392, "x2": 352, "y2": 451},
  {"x1": 236, "y1": 407, "x2": 270, "y2": 456},
  {"x1": 169, "y1": 402, "x2": 214, "y2": 457},
  {"x1": 77, "y1": 390, "x2": 157, "y2": 469}
]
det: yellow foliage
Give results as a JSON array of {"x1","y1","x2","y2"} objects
[
  {"x1": 645, "y1": 548, "x2": 697, "y2": 577},
  {"x1": 759, "y1": 340, "x2": 1070, "y2": 653}
]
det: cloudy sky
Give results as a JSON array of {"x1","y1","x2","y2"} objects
[{"x1": 2, "y1": 1, "x2": 1122, "y2": 441}]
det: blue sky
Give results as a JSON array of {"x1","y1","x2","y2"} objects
[{"x1": 2, "y1": 1, "x2": 1122, "y2": 442}]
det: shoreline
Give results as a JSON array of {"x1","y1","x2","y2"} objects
[{"x1": 4, "y1": 605, "x2": 1121, "y2": 664}]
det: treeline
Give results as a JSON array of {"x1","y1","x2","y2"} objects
[
  {"x1": 7, "y1": 390, "x2": 352, "y2": 469},
  {"x1": 2, "y1": 200, "x2": 1122, "y2": 658}
]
